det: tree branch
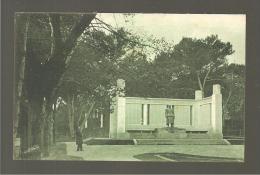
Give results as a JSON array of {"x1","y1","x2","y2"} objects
[
  {"x1": 49, "y1": 14, "x2": 62, "y2": 57},
  {"x1": 48, "y1": 16, "x2": 55, "y2": 57},
  {"x1": 196, "y1": 71, "x2": 203, "y2": 91},
  {"x1": 94, "y1": 17, "x2": 160, "y2": 51},
  {"x1": 47, "y1": 14, "x2": 96, "y2": 104},
  {"x1": 63, "y1": 14, "x2": 96, "y2": 58},
  {"x1": 202, "y1": 68, "x2": 211, "y2": 89}
]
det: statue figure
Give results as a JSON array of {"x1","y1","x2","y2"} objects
[{"x1": 165, "y1": 105, "x2": 175, "y2": 128}]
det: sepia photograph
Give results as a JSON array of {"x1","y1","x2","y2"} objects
[{"x1": 14, "y1": 13, "x2": 245, "y2": 162}]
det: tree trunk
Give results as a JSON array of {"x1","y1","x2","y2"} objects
[
  {"x1": 196, "y1": 68, "x2": 211, "y2": 98},
  {"x1": 52, "y1": 103, "x2": 56, "y2": 144},
  {"x1": 196, "y1": 71, "x2": 204, "y2": 97},
  {"x1": 19, "y1": 100, "x2": 29, "y2": 158},
  {"x1": 79, "y1": 102, "x2": 95, "y2": 132},
  {"x1": 68, "y1": 95, "x2": 75, "y2": 138},
  {"x1": 40, "y1": 98, "x2": 54, "y2": 157},
  {"x1": 14, "y1": 15, "x2": 30, "y2": 159},
  {"x1": 202, "y1": 68, "x2": 211, "y2": 91},
  {"x1": 28, "y1": 97, "x2": 45, "y2": 155}
]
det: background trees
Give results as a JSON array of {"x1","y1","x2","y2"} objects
[{"x1": 166, "y1": 35, "x2": 234, "y2": 97}]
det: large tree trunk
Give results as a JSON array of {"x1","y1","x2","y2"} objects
[
  {"x1": 31, "y1": 97, "x2": 53, "y2": 157},
  {"x1": 14, "y1": 15, "x2": 30, "y2": 159},
  {"x1": 19, "y1": 100, "x2": 29, "y2": 158},
  {"x1": 28, "y1": 97, "x2": 44, "y2": 152}
]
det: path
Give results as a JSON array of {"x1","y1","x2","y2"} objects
[{"x1": 60, "y1": 142, "x2": 244, "y2": 162}]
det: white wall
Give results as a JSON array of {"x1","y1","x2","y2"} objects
[{"x1": 109, "y1": 84, "x2": 223, "y2": 139}]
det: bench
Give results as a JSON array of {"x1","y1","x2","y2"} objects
[
  {"x1": 127, "y1": 128, "x2": 155, "y2": 134},
  {"x1": 186, "y1": 129, "x2": 208, "y2": 134}
]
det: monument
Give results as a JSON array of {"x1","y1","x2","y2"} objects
[{"x1": 109, "y1": 79, "x2": 228, "y2": 144}]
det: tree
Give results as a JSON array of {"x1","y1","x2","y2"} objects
[
  {"x1": 56, "y1": 28, "x2": 148, "y2": 137},
  {"x1": 15, "y1": 13, "x2": 96, "y2": 157},
  {"x1": 221, "y1": 64, "x2": 245, "y2": 135},
  {"x1": 173, "y1": 35, "x2": 234, "y2": 97}
]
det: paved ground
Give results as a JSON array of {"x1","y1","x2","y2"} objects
[{"x1": 45, "y1": 142, "x2": 244, "y2": 162}]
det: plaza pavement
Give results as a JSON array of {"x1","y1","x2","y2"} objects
[{"x1": 61, "y1": 142, "x2": 244, "y2": 162}]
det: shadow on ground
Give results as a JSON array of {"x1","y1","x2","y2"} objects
[
  {"x1": 44, "y1": 142, "x2": 83, "y2": 160},
  {"x1": 133, "y1": 152, "x2": 243, "y2": 162}
]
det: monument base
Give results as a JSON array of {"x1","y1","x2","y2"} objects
[{"x1": 155, "y1": 127, "x2": 187, "y2": 139}]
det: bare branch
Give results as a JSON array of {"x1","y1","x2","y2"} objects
[
  {"x1": 48, "y1": 15, "x2": 54, "y2": 57},
  {"x1": 202, "y1": 68, "x2": 211, "y2": 89},
  {"x1": 94, "y1": 17, "x2": 160, "y2": 51},
  {"x1": 49, "y1": 14, "x2": 63, "y2": 55}
]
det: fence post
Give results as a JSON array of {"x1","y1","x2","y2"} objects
[{"x1": 193, "y1": 90, "x2": 202, "y2": 129}]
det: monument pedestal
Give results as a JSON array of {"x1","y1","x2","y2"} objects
[{"x1": 155, "y1": 127, "x2": 187, "y2": 139}]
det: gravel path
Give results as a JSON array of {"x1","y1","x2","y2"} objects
[{"x1": 59, "y1": 142, "x2": 244, "y2": 162}]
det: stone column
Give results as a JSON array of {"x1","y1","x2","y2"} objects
[
  {"x1": 195, "y1": 90, "x2": 203, "y2": 100},
  {"x1": 116, "y1": 96, "x2": 126, "y2": 137},
  {"x1": 211, "y1": 84, "x2": 223, "y2": 138},
  {"x1": 115, "y1": 79, "x2": 127, "y2": 138},
  {"x1": 193, "y1": 90, "x2": 202, "y2": 129},
  {"x1": 109, "y1": 96, "x2": 117, "y2": 138},
  {"x1": 109, "y1": 79, "x2": 126, "y2": 139},
  {"x1": 116, "y1": 79, "x2": 125, "y2": 97}
]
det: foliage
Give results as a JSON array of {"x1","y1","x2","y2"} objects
[{"x1": 172, "y1": 35, "x2": 234, "y2": 96}]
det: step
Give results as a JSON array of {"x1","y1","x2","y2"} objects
[
  {"x1": 226, "y1": 139, "x2": 244, "y2": 145},
  {"x1": 84, "y1": 138, "x2": 135, "y2": 145},
  {"x1": 186, "y1": 133, "x2": 212, "y2": 139},
  {"x1": 128, "y1": 128, "x2": 212, "y2": 139},
  {"x1": 156, "y1": 127, "x2": 186, "y2": 133},
  {"x1": 135, "y1": 139, "x2": 230, "y2": 145},
  {"x1": 129, "y1": 132, "x2": 157, "y2": 139}
]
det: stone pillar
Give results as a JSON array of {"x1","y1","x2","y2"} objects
[
  {"x1": 109, "y1": 97, "x2": 117, "y2": 138},
  {"x1": 112, "y1": 79, "x2": 127, "y2": 138},
  {"x1": 193, "y1": 90, "x2": 202, "y2": 129},
  {"x1": 195, "y1": 90, "x2": 203, "y2": 100},
  {"x1": 211, "y1": 84, "x2": 223, "y2": 138},
  {"x1": 116, "y1": 96, "x2": 126, "y2": 137},
  {"x1": 117, "y1": 79, "x2": 125, "y2": 97}
]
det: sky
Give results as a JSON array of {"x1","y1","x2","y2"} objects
[{"x1": 98, "y1": 13, "x2": 246, "y2": 65}]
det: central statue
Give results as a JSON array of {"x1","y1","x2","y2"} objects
[{"x1": 165, "y1": 105, "x2": 175, "y2": 128}]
